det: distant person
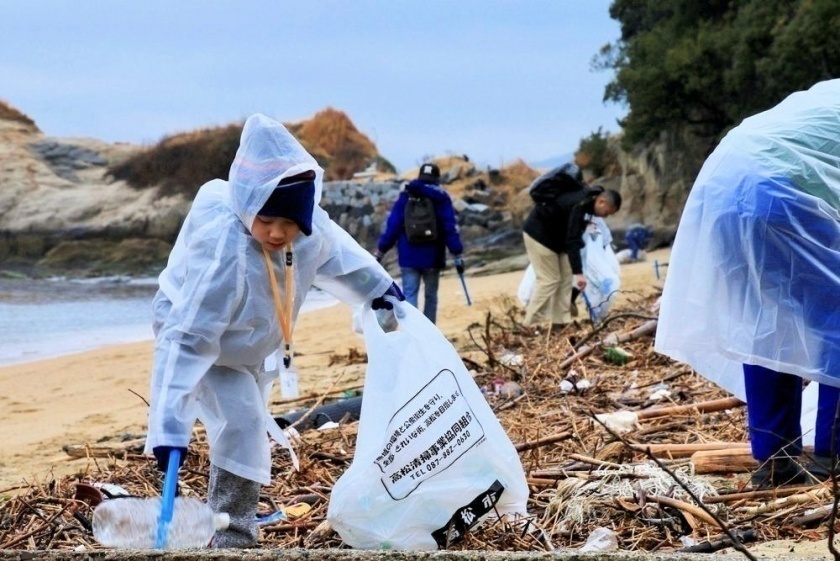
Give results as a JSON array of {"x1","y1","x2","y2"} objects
[
  {"x1": 625, "y1": 223, "x2": 653, "y2": 261},
  {"x1": 373, "y1": 163, "x2": 464, "y2": 324},
  {"x1": 145, "y1": 114, "x2": 403, "y2": 548},
  {"x1": 655, "y1": 79, "x2": 840, "y2": 487},
  {"x1": 521, "y1": 163, "x2": 621, "y2": 328}
]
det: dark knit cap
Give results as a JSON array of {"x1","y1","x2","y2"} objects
[{"x1": 258, "y1": 171, "x2": 316, "y2": 236}]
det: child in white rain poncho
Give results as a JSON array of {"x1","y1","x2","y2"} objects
[
  {"x1": 655, "y1": 80, "x2": 840, "y2": 487},
  {"x1": 143, "y1": 114, "x2": 403, "y2": 547}
]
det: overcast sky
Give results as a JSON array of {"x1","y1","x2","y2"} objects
[{"x1": 0, "y1": 1, "x2": 626, "y2": 172}]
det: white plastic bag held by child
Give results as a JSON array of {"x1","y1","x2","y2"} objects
[{"x1": 328, "y1": 301, "x2": 529, "y2": 550}]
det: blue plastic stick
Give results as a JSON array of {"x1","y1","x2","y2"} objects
[
  {"x1": 581, "y1": 291, "x2": 597, "y2": 324},
  {"x1": 457, "y1": 271, "x2": 472, "y2": 306},
  {"x1": 154, "y1": 449, "x2": 181, "y2": 549}
]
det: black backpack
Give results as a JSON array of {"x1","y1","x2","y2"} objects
[
  {"x1": 404, "y1": 195, "x2": 439, "y2": 243},
  {"x1": 528, "y1": 165, "x2": 586, "y2": 206}
]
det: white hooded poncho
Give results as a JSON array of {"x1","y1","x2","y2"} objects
[
  {"x1": 655, "y1": 79, "x2": 840, "y2": 400},
  {"x1": 144, "y1": 114, "x2": 393, "y2": 484}
]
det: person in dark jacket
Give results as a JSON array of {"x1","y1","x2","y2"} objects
[
  {"x1": 522, "y1": 165, "x2": 621, "y2": 327},
  {"x1": 374, "y1": 163, "x2": 464, "y2": 324}
]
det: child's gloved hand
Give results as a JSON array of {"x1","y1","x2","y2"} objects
[
  {"x1": 153, "y1": 446, "x2": 188, "y2": 472},
  {"x1": 454, "y1": 257, "x2": 465, "y2": 275},
  {"x1": 371, "y1": 282, "x2": 405, "y2": 311}
]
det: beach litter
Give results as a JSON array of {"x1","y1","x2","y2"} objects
[{"x1": 2, "y1": 294, "x2": 837, "y2": 555}]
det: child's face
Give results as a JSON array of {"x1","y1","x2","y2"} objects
[{"x1": 251, "y1": 216, "x2": 301, "y2": 251}]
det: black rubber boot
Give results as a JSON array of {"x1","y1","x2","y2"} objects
[
  {"x1": 803, "y1": 454, "x2": 836, "y2": 481},
  {"x1": 750, "y1": 456, "x2": 807, "y2": 488},
  {"x1": 208, "y1": 465, "x2": 260, "y2": 548}
]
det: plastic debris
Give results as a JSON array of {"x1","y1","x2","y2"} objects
[
  {"x1": 499, "y1": 353, "x2": 524, "y2": 367},
  {"x1": 604, "y1": 346, "x2": 633, "y2": 365},
  {"x1": 579, "y1": 526, "x2": 618, "y2": 552}
]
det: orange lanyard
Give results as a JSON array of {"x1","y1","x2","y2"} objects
[{"x1": 263, "y1": 243, "x2": 294, "y2": 368}]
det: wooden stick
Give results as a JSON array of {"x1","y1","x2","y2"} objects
[
  {"x1": 736, "y1": 486, "x2": 832, "y2": 515},
  {"x1": 629, "y1": 442, "x2": 749, "y2": 459},
  {"x1": 703, "y1": 485, "x2": 826, "y2": 505},
  {"x1": 62, "y1": 439, "x2": 146, "y2": 459},
  {"x1": 514, "y1": 431, "x2": 571, "y2": 452},
  {"x1": 289, "y1": 369, "x2": 348, "y2": 430},
  {"x1": 567, "y1": 453, "x2": 623, "y2": 469},
  {"x1": 692, "y1": 448, "x2": 757, "y2": 474},
  {"x1": 636, "y1": 396, "x2": 744, "y2": 420},
  {"x1": 647, "y1": 495, "x2": 719, "y2": 526},
  {"x1": 272, "y1": 381, "x2": 364, "y2": 407},
  {"x1": 559, "y1": 320, "x2": 657, "y2": 370}
]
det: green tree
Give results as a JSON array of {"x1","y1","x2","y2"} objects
[
  {"x1": 576, "y1": 127, "x2": 612, "y2": 178},
  {"x1": 597, "y1": 0, "x2": 840, "y2": 147}
]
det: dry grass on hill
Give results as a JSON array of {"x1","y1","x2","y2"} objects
[
  {"x1": 287, "y1": 108, "x2": 386, "y2": 181},
  {"x1": 107, "y1": 124, "x2": 243, "y2": 198},
  {"x1": 0, "y1": 100, "x2": 38, "y2": 132},
  {"x1": 107, "y1": 108, "x2": 387, "y2": 197}
]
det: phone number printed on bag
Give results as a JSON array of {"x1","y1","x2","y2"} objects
[{"x1": 375, "y1": 369, "x2": 485, "y2": 500}]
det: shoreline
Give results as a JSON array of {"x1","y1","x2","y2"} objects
[
  {"x1": 0, "y1": 253, "x2": 668, "y2": 488},
  {"x1": 0, "y1": 285, "x2": 341, "y2": 368}
]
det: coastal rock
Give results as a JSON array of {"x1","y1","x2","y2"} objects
[{"x1": 0, "y1": 102, "x2": 704, "y2": 277}]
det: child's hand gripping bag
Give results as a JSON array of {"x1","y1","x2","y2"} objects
[{"x1": 327, "y1": 300, "x2": 529, "y2": 550}]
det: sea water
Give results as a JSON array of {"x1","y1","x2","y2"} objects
[{"x1": 0, "y1": 276, "x2": 339, "y2": 367}]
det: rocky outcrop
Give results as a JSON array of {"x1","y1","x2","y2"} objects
[
  {"x1": 0, "y1": 103, "x2": 714, "y2": 278},
  {"x1": 0, "y1": 113, "x2": 530, "y2": 276},
  {"x1": 594, "y1": 127, "x2": 716, "y2": 248},
  {"x1": 0, "y1": 114, "x2": 193, "y2": 275}
]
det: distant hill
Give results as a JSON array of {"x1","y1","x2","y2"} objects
[{"x1": 107, "y1": 107, "x2": 391, "y2": 199}]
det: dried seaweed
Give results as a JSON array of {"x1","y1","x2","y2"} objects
[{"x1": 1, "y1": 294, "x2": 835, "y2": 553}]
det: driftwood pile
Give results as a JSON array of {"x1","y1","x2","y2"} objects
[{"x1": 1, "y1": 293, "x2": 837, "y2": 556}]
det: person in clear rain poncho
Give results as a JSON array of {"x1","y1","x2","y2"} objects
[
  {"x1": 655, "y1": 80, "x2": 840, "y2": 487},
  {"x1": 143, "y1": 114, "x2": 404, "y2": 547}
]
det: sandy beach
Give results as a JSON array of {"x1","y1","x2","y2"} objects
[{"x1": 0, "y1": 250, "x2": 668, "y2": 489}]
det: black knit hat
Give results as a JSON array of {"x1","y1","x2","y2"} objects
[
  {"x1": 258, "y1": 171, "x2": 316, "y2": 236},
  {"x1": 417, "y1": 163, "x2": 441, "y2": 184}
]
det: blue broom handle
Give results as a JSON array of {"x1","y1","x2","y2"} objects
[
  {"x1": 458, "y1": 272, "x2": 472, "y2": 306},
  {"x1": 155, "y1": 448, "x2": 181, "y2": 549}
]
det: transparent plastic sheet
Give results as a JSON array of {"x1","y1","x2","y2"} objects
[
  {"x1": 146, "y1": 114, "x2": 391, "y2": 484},
  {"x1": 327, "y1": 301, "x2": 529, "y2": 550},
  {"x1": 655, "y1": 80, "x2": 840, "y2": 437}
]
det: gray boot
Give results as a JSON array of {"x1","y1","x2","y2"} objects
[{"x1": 208, "y1": 465, "x2": 260, "y2": 548}]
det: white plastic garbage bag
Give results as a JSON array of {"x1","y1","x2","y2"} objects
[
  {"x1": 327, "y1": 301, "x2": 529, "y2": 550},
  {"x1": 580, "y1": 227, "x2": 621, "y2": 321},
  {"x1": 516, "y1": 265, "x2": 536, "y2": 306}
]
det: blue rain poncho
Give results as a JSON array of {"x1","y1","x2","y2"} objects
[
  {"x1": 655, "y1": 79, "x2": 840, "y2": 400},
  {"x1": 144, "y1": 114, "x2": 393, "y2": 484}
]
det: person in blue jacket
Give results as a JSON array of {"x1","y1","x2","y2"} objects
[{"x1": 374, "y1": 163, "x2": 464, "y2": 324}]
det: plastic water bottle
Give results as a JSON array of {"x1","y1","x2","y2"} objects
[{"x1": 93, "y1": 497, "x2": 229, "y2": 549}]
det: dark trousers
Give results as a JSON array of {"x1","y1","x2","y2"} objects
[{"x1": 744, "y1": 363, "x2": 840, "y2": 460}]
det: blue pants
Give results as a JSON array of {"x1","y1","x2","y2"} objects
[
  {"x1": 400, "y1": 267, "x2": 441, "y2": 324},
  {"x1": 625, "y1": 229, "x2": 649, "y2": 261},
  {"x1": 744, "y1": 364, "x2": 840, "y2": 460}
]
